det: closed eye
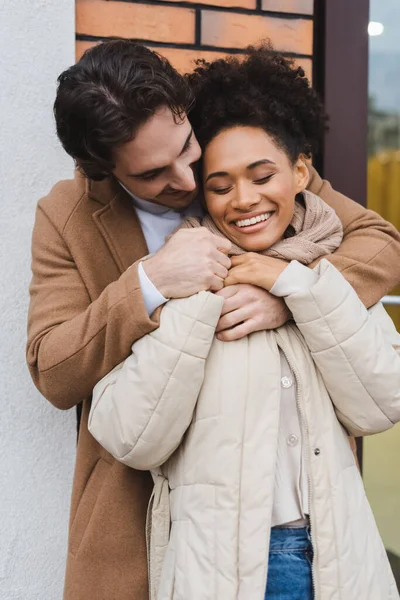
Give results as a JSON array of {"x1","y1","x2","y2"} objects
[
  {"x1": 210, "y1": 186, "x2": 232, "y2": 195},
  {"x1": 139, "y1": 171, "x2": 161, "y2": 181},
  {"x1": 132, "y1": 167, "x2": 164, "y2": 181},
  {"x1": 254, "y1": 174, "x2": 274, "y2": 184}
]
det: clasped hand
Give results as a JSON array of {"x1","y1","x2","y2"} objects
[
  {"x1": 225, "y1": 253, "x2": 288, "y2": 292},
  {"x1": 215, "y1": 253, "x2": 291, "y2": 341},
  {"x1": 145, "y1": 229, "x2": 290, "y2": 341}
]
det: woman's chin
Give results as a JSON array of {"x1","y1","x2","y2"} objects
[{"x1": 230, "y1": 230, "x2": 280, "y2": 252}]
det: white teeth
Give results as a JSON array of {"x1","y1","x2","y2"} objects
[{"x1": 235, "y1": 212, "x2": 273, "y2": 228}]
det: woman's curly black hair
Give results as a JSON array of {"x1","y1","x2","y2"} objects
[{"x1": 187, "y1": 42, "x2": 327, "y2": 164}]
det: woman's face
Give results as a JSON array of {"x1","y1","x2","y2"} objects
[{"x1": 203, "y1": 126, "x2": 309, "y2": 251}]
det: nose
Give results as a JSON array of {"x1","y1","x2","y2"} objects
[
  {"x1": 170, "y1": 164, "x2": 196, "y2": 192},
  {"x1": 231, "y1": 182, "x2": 260, "y2": 211}
]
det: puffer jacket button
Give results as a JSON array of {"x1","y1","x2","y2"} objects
[{"x1": 314, "y1": 448, "x2": 321, "y2": 456}]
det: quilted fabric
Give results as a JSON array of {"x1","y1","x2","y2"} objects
[{"x1": 90, "y1": 261, "x2": 400, "y2": 600}]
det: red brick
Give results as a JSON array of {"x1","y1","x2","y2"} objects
[
  {"x1": 201, "y1": 11, "x2": 313, "y2": 55},
  {"x1": 76, "y1": 42, "x2": 229, "y2": 73},
  {"x1": 262, "y1": 0, "x2": 313, "y2": 15},
  {"x1": 76, "y1": 40, "x2": 98, "y2": 61},
  {"x1": 76, "y1": 0, "x2": 195, "y2": 44},
  {"x1": 158, "y1": 0, "x2": 256, "y2": 8},
  {"x1": 157, "y1": 47, "x2": 313, "y2": 79},
  {"x1": 156, "y1": 47, "x2": 231, "y2": 73},
  {"x1": 76, "y1": 42, "x2": 313, "y2": 85}
]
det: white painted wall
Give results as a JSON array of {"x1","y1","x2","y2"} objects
[{"x1": 0, "y1": 1, "x2": 76, "y2": 599}]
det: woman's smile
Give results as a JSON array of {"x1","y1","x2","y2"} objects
[{"x1": 231, "y1": 210, "x2": 276, "y2": 234}]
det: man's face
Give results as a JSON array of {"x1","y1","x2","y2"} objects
[{"x1": 112, "y1": 106, "x2": 202, "y2": 209}]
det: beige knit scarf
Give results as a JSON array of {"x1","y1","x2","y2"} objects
[{"x1": 180, "y1": 190, "x2": 343, "y2": 265}]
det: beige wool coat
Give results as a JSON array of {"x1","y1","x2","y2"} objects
[
  {"x1": 89, "y1": 262, "x2": 400, "y2": 600},
  {"x1": 27, "y1": 169, "x2": 400, "y2": 600}
]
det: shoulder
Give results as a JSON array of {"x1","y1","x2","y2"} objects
[{"x1": 36, "y1": 170, "x2": 89, "y2": 234}]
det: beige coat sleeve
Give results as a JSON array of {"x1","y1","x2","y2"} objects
[
  {"x1": 307, "y1": 166, "x2": 400, "y2": 307},
  {"x1": 285, "y1": 259, "x2": 400, "y2": 436},
  {"x1": 26, "y1": 205, "x2": 159, "y2": 410},
  {"x1": 88, "y1": 291, "x2": 223, "y2": 470}
]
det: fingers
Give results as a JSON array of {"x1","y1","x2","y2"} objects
[
  {"x1": 209, "y1": 275, "x2": 225, "y2": 292},
  {"x1": 225, "y1": 263, "x2": 259, "y2": 288},
  {"x1": 230, "y1": 254, "x2": 246, "y2": 266},
  {"x1": 224, "y1": 270, "x2": 246, "y2": 287},
  {"x1": 214, "y1": 249, "x2": 231, "y2": 270},
  {"x1": 215, "y1": 284, "x2": 240, "y2": 299},
  {"x1": 212, "y1": 234, "x2": 232, "y2": 255},
  {"x1": 216, "y1": 320, "x2": 254, "y2": 342},
  {"x1": 218, "y1": 288, "x2": 247, "y2": 315},
  {"x1": 224, "y1": 274, "x2": 237, "y2": 287},
  {"x1": 214, "y1": 263, "x2": 228, "y2": 282},
  {"x1": 212, "y1": 250, "x2": 231, "y2": 280},
  {"x1": 209, "y1": 248, "x2": 231, "y2": 282},
  {"x1": 213, "y1": 262, "x2": 229, "y2": 280},
  {"x1": 216, "y1": 307, "x2": 249, "y2": 333}
]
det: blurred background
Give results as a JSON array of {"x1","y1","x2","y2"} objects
[
  {"x1": 0, "y1": 0, "x2": 399, "y2": 597},
  {"x1": 364, "y1": 0, "x2": 400, "y2": 589}
]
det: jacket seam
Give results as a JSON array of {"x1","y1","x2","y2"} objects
[
  {"x1": 165, "y1": 297, "x2": 220, "y2": 325},
  {"x1": 35, "y1": 203, "x2": 92, "y2": 305},
  {"x1": 95, "y1": 200, "x2": 127, "y2": 273},
  {"x1": 150, "y1": 328, "x2": 214, "y2": 359},
  {"x1": 37, "y1": 285, "x2": 145, "y2": 374},
  {"x1": 308, "y1": 290, "x2": 395, "y2": 426},
  {"x1": 339, "y1": 239, "x2": 393, "y2": 275},
  {"x1": 120, "y1": 295, "x2": 209, "y2": 461},
  {"x1": 236, "y1": 344, "x2": 250, "y2": 589},
  {"x1": 309, "y1": 317, "x2": 366, "y2": 353},
  {"x1": 61, "y1": 190, "x2": 87, "y2": 236},
  {"x1": 364, "y1": 238, "x2": 393, "y2": 265},
  {"x1": 293, "y1": 287, "x2": 353, "y2": 328},
  {"x1": 31, "y1": 206, "x2": 92, "y2": 359},
  {"x1": 120, "y1": 355, "x2": 190, "y2": 462},
  {"x1": 334, "y1": 408, "x2": 375, "y2": 436}
]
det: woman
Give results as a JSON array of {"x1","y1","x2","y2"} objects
[{"x1": 88, "y1": 46, "x2": 400, "y2": 600}]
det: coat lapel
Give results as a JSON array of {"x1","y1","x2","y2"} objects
[{"x1": 90, "y1": 177, "x2": 149, "y2": 273}]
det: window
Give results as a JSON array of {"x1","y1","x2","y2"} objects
[{"x1": 364, "y1": 0, "x2": 400, "y2": 588}]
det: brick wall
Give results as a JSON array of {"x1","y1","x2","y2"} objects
[{"x1": 76, "y1": 0, "x2": 314, "y2": 80}]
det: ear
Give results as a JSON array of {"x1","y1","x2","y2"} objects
[{"x1": 293, "y1": 155, "x2": 310, "y2": 193}]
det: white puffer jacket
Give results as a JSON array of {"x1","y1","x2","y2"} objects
[{"x1": 89, "y1": 260, "x2": 400, "y2": 600}]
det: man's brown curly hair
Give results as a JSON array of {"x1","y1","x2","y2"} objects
[{"x1": 187, "y1": 42, "x2": 327, "y2": 164}]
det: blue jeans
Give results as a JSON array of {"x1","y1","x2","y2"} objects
[{"x1": 265, "y1": 526, "x2": 314, "y2": 600}]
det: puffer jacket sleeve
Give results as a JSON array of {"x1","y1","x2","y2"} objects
[
  {"x1": 88, "y1": 291, "x2": 223, "y2": 469},
  {"x1": 284, "y1": 259, "x2": 400, "y2": 436}
]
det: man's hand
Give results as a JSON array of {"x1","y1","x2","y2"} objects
[
  {"x1": 144, "y1": 228, "x2": 231, "y2": 299},
  {"x1": 215, "y1": 284, "x2": 291, "y2": 342}
]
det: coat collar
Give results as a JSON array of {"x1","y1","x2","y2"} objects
[
  {"x1": 88, "y1": 176, "x2": 149, "y2": 273},
  {"x1": 87, "y1": 175, "x2": 121, "y2": 206}
]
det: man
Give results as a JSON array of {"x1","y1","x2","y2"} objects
[{"x1": 27, "y1": 40, "x2": 400, "y2": 600}]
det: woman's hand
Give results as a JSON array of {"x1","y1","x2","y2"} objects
[{"x1": 224, "y1": 253, "x2": 288, "y2": 291}]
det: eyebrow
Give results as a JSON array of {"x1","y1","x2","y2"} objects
[
  {"x1": 128, "y1": 129, "x2": 193, "y2": 179},
  {"x1": 247, "y1": 159, "x2": 275, "y2": 169},
  {"x1": 205, "y1": 159, "x2": 276, "y2": 183}
]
